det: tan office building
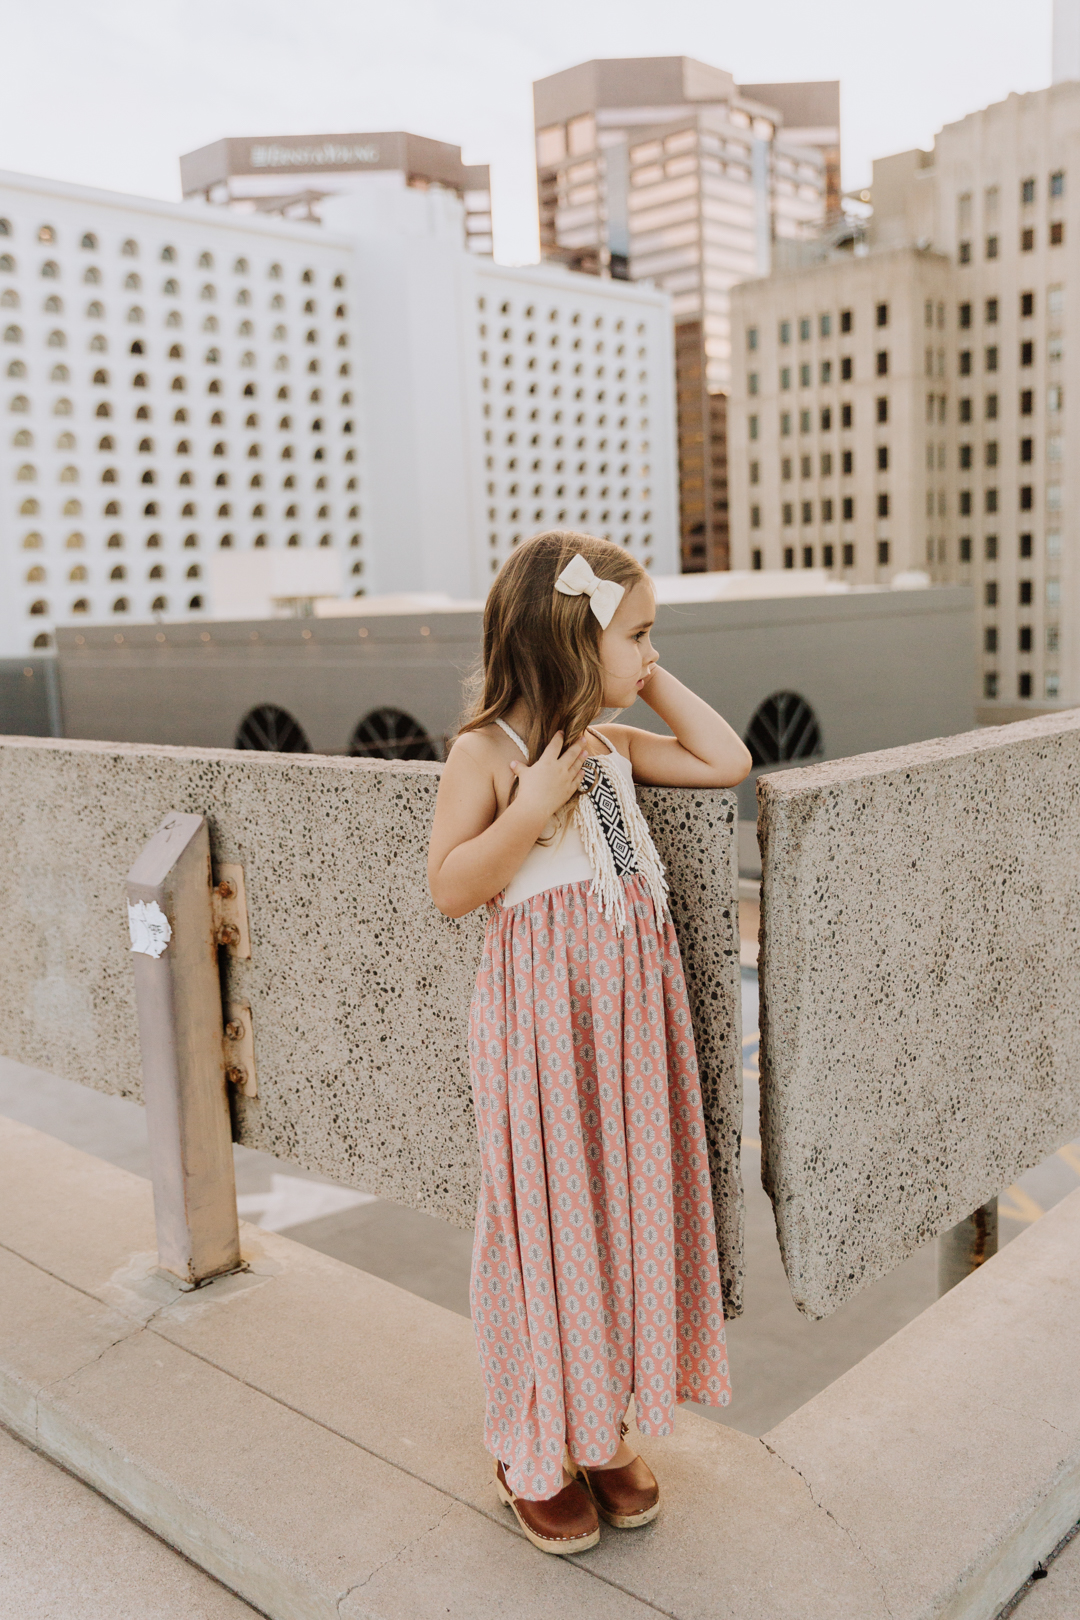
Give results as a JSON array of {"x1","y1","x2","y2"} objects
[
  {"x1": 729, "y1": 77, "x2": 1080, "y2": 718},
  {"x1": 532, "y1": 58, "x2": 837, "y2": 572},
  {"x1": 928, "y1": 84, "x2": 1077, "y2": 716},
  {"x1": 728, "y1": 244, "x2": 955, "y2": 585}
]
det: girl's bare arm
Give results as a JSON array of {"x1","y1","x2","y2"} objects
[
  {"x1": 428, "y1": 731, "x2": 588, "y2": 917},
  {"x1": 602, "y1": 666, "x2": 752, "y2": 788}
]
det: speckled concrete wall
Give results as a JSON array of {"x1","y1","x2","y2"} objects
[
  {"x1": 758, "y1": 708, "x2": 1080, "y2": 1320},
  {"x1": 0, "y1": 736, "x2": 744, "y2": 1313}
]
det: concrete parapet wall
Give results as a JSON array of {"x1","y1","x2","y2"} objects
[
  {"x1": 758, "y1": 708, "x2": 1080, "y2": 1319},
  {"x1": 0, "y1": 735, "x2": 744, "y2": 1311}
]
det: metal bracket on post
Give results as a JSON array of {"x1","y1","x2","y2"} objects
[
  {"x1": 937, "y1": 1198, "x2": 998, "y2": 1296},
  {"x1": 126, "y1": 812, "x2": 242, "y2": 1289}
]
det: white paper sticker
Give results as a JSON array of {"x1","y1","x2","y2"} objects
[{"x1": 128, "y1": 899, "x2": 172, "y2": 958}]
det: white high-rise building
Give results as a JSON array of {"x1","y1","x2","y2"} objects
[{"x1": 0, "y1": 169, "x2": 677, "y2": 657}]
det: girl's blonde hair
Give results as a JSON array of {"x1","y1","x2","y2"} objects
[{"x1": 458, "y1": 530, "x2": 648, "y2": 764}]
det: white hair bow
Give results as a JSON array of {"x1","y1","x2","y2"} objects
[{"x1": 553, "y1": 553, "x2": 625, "y2": 629}]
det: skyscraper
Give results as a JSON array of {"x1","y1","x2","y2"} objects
[{"x1": 533, "y1": 57, "x2": 837, "y2": 570}]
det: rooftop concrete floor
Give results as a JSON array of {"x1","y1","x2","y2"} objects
[
  {"x1": 0, "y1": 1425, "x2": 261, "y2": 1619},
  {"x1": 3, "y1": 967, "x2": 1078, "y2": 1439}
]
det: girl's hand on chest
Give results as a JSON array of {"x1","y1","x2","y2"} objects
[{"x1": 508, "y1": 733, "x2": 591, "y2": 822}]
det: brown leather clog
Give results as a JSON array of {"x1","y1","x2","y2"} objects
[
  {"x1": 494, "y1": 1460, "x2": 600, "y2": 1554},
  {"x1": 571, "y1": 1452, "x2": 660, "y2": 1529}
]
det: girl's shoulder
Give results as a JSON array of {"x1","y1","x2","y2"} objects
[
  {"x1": 446, "y1": 724, "x2": 512, "y2": 770},
  {"x1": 589, "y1": 722, "x2": 633, "y2": 762}
]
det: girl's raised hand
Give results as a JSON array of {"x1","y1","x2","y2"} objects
[{"x1": 510, "y1": 732, "x2": 589, "y2": 822}]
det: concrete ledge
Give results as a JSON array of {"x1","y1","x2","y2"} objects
[
  {"x1": 3, "y1": 1113, "x2": 1079, "y2": 1618},
  {"x1": 758, "y1": 709, "x2": 1080, "y2": 1317}
]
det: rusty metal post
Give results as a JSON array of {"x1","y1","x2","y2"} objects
[
  {"x1": 937, "y1": 1198, "x2": 998, "y2": 1296},
  {"x1": 126, "y1": 811, "x2": 241, "y2": 1287}
]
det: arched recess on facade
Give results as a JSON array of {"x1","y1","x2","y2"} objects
[
  {"x1": 235, "y1": 704, "x2": 312, "y2": 753},
  {"x1": 349, "y1": 707, "x2": 439, "y2": 761},
  {"x1": 744, "y1": 691, "x2": 822, "y2": 769}
]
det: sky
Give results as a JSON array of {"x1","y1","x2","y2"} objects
[{"x1": 0, "y1": 0, "x2": 1056, "y2": 264}]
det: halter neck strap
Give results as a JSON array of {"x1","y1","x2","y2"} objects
[{"x1": 494, "y1": 717, "x2": 529, "y2": 759}]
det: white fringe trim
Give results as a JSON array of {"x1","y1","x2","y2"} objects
[{"x1": 573, "y1": 757, "x2": 669, "y2": 933}]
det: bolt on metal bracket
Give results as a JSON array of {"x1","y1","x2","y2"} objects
[
  {"x1": 223, "y1": 1000, "x2": 257, "y2": 1098},
  {"x1": 212, "y1": 862, "x2": 251, "y2": 957}
]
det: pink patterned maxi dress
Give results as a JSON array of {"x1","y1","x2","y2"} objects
[{"x1": 468, "y1": 722, "x2": 731, "y2": 1501}]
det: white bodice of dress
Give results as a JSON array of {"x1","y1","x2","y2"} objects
[{"x1": 496, "y1": 719, "x2": 634, "y2": 909}]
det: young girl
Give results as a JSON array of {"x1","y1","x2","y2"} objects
[{"x1": 428, "y1": 532, "x2": 751, "y2": 1555}]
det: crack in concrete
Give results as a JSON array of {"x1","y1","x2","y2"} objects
[
  {"x1": 759, "y1": 1439, "x2": 896, "y2": 1620},
  {"x1": 335, "y1": 1498, "x2": 458, "y2": 1615}
]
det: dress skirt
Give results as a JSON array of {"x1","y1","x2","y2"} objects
[{"x1": 468, "y1": 873, "x2": 731, "y2": 1502}]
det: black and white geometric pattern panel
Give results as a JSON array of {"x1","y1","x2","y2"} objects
[{"x1": 583, "y1": 759, "x2": 638, "y2": 876}]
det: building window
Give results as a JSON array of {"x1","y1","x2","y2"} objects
[
  {"x1": 1021, "y1": 228, "x2": 1035, "y2": 251},
  {"x1": 801, "y1": 502, "x2": 812, "y2": 525},
  {"x1": 842, "y1": 496, "x2": 854, "y2": 521},
  {"x1": 1020, "y1": 341, "x2": 1033, "y2": 367},
  {"x1": 959, "y1": 350, "x2": 971, "y2": 375},
  {"x1": 877, "y1": 493, "x2": 889, "y2": 517},
  {"x1": 985, "y1": 441, "x2": 998, "y2": 466},
  {"x1": 749, "y1": 414, "x2": 758, "y2": 440},
  {"x1": 959, "y1": 444, "x2": 972, "y2": 470},
  {"x1": 959, "y1": 536, "x2": 972, "y2": 562},
  {"x1": 959, "y1": 241, "x2": 971, "y2": 264},
  {"x1": 985, "y1": 535, "x2": 998, "y2": 561},
  {"x1": 750, "y1": 505, "x2": 761, "y2": 528},
  {"x1": 875, "y1": 351, "x2": 888, "y2": 376},
  {"x1": 1022, "y1": 177, "x2": 1036, "y2": 204},
  {"x1": 782, "y1": 503, "x2": 793, "y2": 525},
  {"x1": 875, "y1": 303, "x2": 888, "y2": 327},
  {"x1": 985, "y1": 488, "x2": 998, "y2": 513},
  {"x1": 1051, "y1": 170, "x2": 1065, "y2": 197},
  {"x1": 780, "y1": 367, "x2": 791, "y2": 390},
  {"x1": 1050, "y1": 221, "x2": 1064, "y2": 246},
  {"x1": 960, "y1": 491, "x2": 972, "y2": 516},
  {"x1": 985, "y1": 346, "x2": 998, "y2": 372},
  {"x1": 985, "y1": 627, "x2": 998, "y2": 653},
  {"x1": 841, "y1": 403, "x2": 852, "y2": 429},
  {"x1": 747, "y1": 326, "x2": 758, "y2": 350},
  {"x1": 959, "y1": 303, "x2": 971, "y2": 329},
  {"x1": 841, "y1": 449, "x2": 853, "y2": 474},
  {"x1": 986, "y1": 236, "x2": 998, "y2": 259},
  {"x1": 840, "y1": 542, "x2": 853, "y2": 567},
  {"x1": 1020, "y1": 486, "x2": 1033, "y2": 510},
  {"x1": 984, "y1": 672, "x2": 998, "y2": 699},
  {"x1": 876, "y1": 540, "x2": 890, "y2": 565},
  {"x1": 820, "y1": 360, "x2": 831, "y2": 385},
  {"x1": 780, "y1": 413, "x2": 791, "y2": 436},
  {"x1": 1019, "y1": 579, "x2": 1033, "y2": 605},
  {"x1": 783, "y1": 546, "x2": 794, "y2": 569},
  {"x1": 959, "y1": 398, "x2": 972, "y2": 422},
  {"x1": 800, "y1": 409, "x2": 811, "y2": 433},
  {"x1": 840, "y1": 309, "x2": 852, "y2": 333},
  {"x1": 779, "y1": 320, "x2": 791, "y2": 345},
  {"x1": 841, "y1": 356, "x2": 852, "y2": 381},
  {"x1": 1019, "y1": 625, "x2": 1033, "y2": 653},
  {"x1": 822, "y1": 498, "x2": 833, "y2": 521},
  {"x1": 877, "y1": 445, "x2": 889, "y2": 471},
  {"x1": 748, "y1": 372, "x2": 758, "y2": 395},
  {"x1": 799, "y1": 363, "x2": 811, "y2": 387},
  {"x1": 1020, "y1": 438, "x2": 1033, "y2": 463},
  {"x1": 820, "y1": 406, "x2": 832, "y2": 430},
  {"x1": 874, "y1": 396, "x2": 888, "y2": 424},
  {"x1": 1018, "y1": 672, "x2": 1032, "y2": 699},
  {"x1": 751, "y1": 548, "x2": 762, "y2": 570}
]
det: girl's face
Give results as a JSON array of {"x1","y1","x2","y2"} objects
[{"x1": 598, "y1": 577, "x2": 658, "y2": 710}]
